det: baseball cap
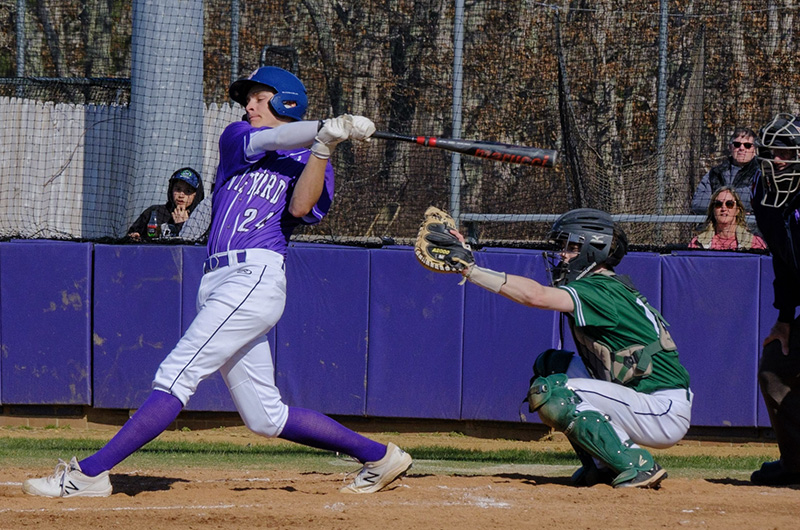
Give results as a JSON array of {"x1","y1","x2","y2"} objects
[
  {"x1": 170, "y1": 167, "x2": 200, "y2": 189},
  {"x1": 771, "y1": 138, "x2": 796, "y2": 148}
]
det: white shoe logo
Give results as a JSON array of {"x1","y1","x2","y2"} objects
[
  {"x1": 362, "y1": 471, "x2": 380, "y2": 485},
  {"x1": 63, "y1": 480, "x2": 80, "y2": 495},
  {"x1": 638, "y1": 456, "x2": 647, "y2": 467}
]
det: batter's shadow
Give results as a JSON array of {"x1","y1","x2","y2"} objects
[{"x1": 110, "y1": 474, "x2": 190, "y2": 496}]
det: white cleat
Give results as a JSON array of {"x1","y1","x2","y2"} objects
[
  {"x1": 23, "y1": 457, "x2": 112, "y2": 498},
  {"x1": 340, "y1": 443, "x2": 413, "y2": 494}
]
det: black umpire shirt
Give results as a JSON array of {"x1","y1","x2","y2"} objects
[{"x1": 752, "y1": 170, "x2": 800, "y2": 323}]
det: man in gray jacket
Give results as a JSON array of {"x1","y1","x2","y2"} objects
[{"x1": 692, "y1": 127, "x2": 759, "y2": 214}]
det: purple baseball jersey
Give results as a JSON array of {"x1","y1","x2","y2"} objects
[{"x1": 207, "y1": 121, "x2": 335, "y2": 257}]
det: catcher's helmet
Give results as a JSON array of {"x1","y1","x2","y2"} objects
[
  {"x1": 756, "y1": 113, "x2": 800, "y2": 208},
  {"x1": 543, "y1": 208, "x2": 627, "y2": 286},
  {"x1": 228, "y1": 66, "x2": 308, "y2": 121}
]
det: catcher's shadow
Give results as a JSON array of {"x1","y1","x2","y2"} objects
[
  {"x1": 406, "y1": 473, "x2": 575, "y2": 488},
  {"x1": 110, "y1": 474, "x2": 189, "y2": 496},
  {"x1": 492, "y1": 472, "x2": 575, "y2": 487},
  {"x1": 387, "y1": 472, "x2": 574, "y2": 488}
]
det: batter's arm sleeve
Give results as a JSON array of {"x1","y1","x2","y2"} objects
[{"x1": 245, "y1": 120, "x2": 320, "y2": 158}]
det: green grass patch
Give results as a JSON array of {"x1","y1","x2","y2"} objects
[
  {"x1": 0, "y1": 437, "x2": 773, "y2": 479},
  {"x1": 1, "y1": 437, "x2": 327, "y2": 456},
  {"x1": 0, "y1": 437, "x2": 335, "y2": 471}
]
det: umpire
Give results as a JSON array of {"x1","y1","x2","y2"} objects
[{"x1": 751, "y1": 113, "x2": 800, "y2": 486}]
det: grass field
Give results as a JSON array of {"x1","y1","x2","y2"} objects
[{"x1": 0, "y1": 424, "x2": 780, "y2": 481}]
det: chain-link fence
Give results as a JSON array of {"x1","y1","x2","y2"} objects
[{"x1": 0, "y1": 1, "x2": 796, "y2": 249}]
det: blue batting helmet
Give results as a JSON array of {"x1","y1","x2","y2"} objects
[{"x1": 228, "y1": 66, "x2": 308, "y2": 121}]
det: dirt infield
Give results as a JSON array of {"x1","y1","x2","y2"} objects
[{"x1": 2, "y1": 427, "x2": 799, "y2": 530}]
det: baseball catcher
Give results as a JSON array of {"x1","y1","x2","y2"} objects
[{"x1": 418, "y1": 207, "x2": 692, "y2": 489}]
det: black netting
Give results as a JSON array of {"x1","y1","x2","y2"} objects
[{"x1": 0, "y1": 1, "x2": 793, "y2": 250}]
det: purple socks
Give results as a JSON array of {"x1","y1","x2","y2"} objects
[
  {"x1": 78, "y1": 398, "x2": 385, "y2": 477},
  {"x1": 279, "y1": 406, "x2": 386, "y2": 463},
  {"x1": 78, "y1": 390, "x2": 183, "y2": 477}
]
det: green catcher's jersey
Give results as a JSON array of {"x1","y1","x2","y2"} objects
[{"x1": 559, "y1": 273, "x2": 691, "y2": 394}]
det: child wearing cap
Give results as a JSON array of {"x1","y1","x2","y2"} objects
[{"x1": 128, "y1": 167, "x2": 205, "y2": 241}]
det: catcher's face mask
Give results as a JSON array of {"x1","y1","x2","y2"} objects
[
  {"x1": 543, "y1": 234, "x2": 588, "y2": 287},
  {"x1": 756, "y1": 113, "x2": 800, "y2": 208},
  {"x1": 544, "y1": 229, "x2": 618, "y2": 286},
  {"x1": 543, "y1": 208, "x2": 622, "y2": 287}
]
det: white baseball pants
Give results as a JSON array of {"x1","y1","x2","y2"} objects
[
  {"x1": 566, "y1": 358, "x2": 693, "y2": 449},
  {"x1": 152, "y1": 249, "x2": 290, "y2": 437}
]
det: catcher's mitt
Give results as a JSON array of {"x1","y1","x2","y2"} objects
[{"x1": 415, "y1": 206, "x2": 475, "y2": 272}]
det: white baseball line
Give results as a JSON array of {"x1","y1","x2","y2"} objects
[{"x1": 0, "y1": 503, "x2": 267, "y2": 514}]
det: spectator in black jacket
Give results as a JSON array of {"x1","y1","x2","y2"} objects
[
  {"x1": 692, "y1": 127, "x2": 759, "y2": 214},
  {"x1": 750, "y1": 113, "x2": 800, "y2": 486},
  {"x1": 128, "y1": 167, "x2": 205, "y2": 241}
]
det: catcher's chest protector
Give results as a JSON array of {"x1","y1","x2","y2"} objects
[{"x1": 568, "y1": 272, "x2": 676, "y2": 386}]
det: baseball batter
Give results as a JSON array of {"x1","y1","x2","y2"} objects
[
  {"x1": 23, "y1": 66, "x2": 412, "y2": 498},
  {"x1": 431, "y1": 208, "x2": 692, "y2": 488}
]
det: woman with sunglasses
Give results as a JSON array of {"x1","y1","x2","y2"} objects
[
  {"x1": 689, "y1": 186, "x2": 766, "y2": 250},
  {"x1": 691, "y1": 127, "x2": 759, "y2": 214}
]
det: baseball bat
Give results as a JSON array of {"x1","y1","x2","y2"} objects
[{"x1": 370, "y1": 131, "x2": 558, "y2": 168}]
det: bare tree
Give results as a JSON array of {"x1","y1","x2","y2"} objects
[{"x1": 35, "y1": 0, "x2": 65, "y2": 76}]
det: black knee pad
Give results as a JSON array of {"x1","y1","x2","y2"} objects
[{"x1": 533, "y1": 348, "x2": 574, "y2": 378}]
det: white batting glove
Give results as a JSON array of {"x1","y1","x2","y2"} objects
[
  {"x1": 350, "y1": 116, "x2": 376, "y2": 142},
  {"x1": 311, "y1": 115, "x2": 353, "y2": 159}
]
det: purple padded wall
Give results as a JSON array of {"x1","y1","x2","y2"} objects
[
  {"x1": 0, "y1": 241, "x2": 92, "y2": 404},
  {"x1": 275, "y1": 243, "x2": 370, "y2": 415},
  {"x1": 179, "y1": 245, "x2": 238, "y2": 412},
  {"x1": 757, "y1": 255, "x2": 779, "y2": 427},
  {"x1": 615, "y1": 252, "x2": 663, "y2": 309},
  {"x1": 92, "y1": 245, "x2": 183, "y2": 409},
  {"x1": 180, "y1": 245, "x2": 207, "y2": 334},
  {"x1": 662, "y1": 252, "x2": 761, "y2": 427},
  {"x1": 367, "y1": 247, "x2": 464, "y2": 419},
  {"x1": 461, "y1": 248, "x2": 557, "y2": 422},
  {"x1": 0, "y1": 241, "x2": 780, "y2": 432}
]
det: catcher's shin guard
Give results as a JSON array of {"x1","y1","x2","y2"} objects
[
  {"x1": 565, "y1": 411, "x2": 657, "y2": 485},
  {"x1": 528, "y1": 374, "x2": 657, "y2": 483}
]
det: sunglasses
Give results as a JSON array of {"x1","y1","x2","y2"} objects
[
  {"x1": 731, "y1": 141, "x2": 753, "y2": 149},
  {"x1": 713, "y1": 199, "x2": 737, "y2": 209}
]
